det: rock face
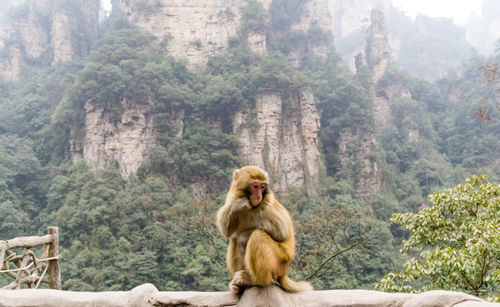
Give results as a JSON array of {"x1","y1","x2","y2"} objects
[
  {"x1": 329, "y1": 0, "x2": 392, "y2": 71},
  {"x1": 0, "y1": 45, "x2": 23, "y2": 82},
  {"x1": 113, "y1": 0, "x2": 244, "y2": 69},
  {"x1": 114, "y1": 0, "x2": 330, "y2": 69},
  {"x1": 104, "y1": 0, "x2": 327, "y2": 190},
  {"x1": 329, "y1": 0, "x2": 391, "y2": 42},
  {"x1": 0, "y1": 0, "x2": 99, "y2": 80},
  {"x1": 287, "y1": 0, "x2": 332, "y2": 67},
  {"x1": 366, "y1": 9, "x2": 391, "y2": 86},
  {"x1": 365, "y1": 8, "x2": 414, "y2": 133},
  {"x1": 70, "y1": 97, "x2": 158, "y2": 177},
  {"x1": 336, "y1": 8, "x2": 393, "y2": 196},
  {"x1": 336, "y1": 129, "x2": 381, "y2": 196},
  {"x1": 366, "y1": 9, "x2": 393, "y2": 134},
  {"x1": 247, "y1": 31, "x2": 267, "y2": 54},
  {"x1": 51, "y1": 0, "x2": 100, "y2": 65},
  {"x1": 345, "y1": 8, "x2": 415, "y2": 196},
  {"x1": 233, "y1": 90, "x2": 321, "y2": 194},
  {"x1": 0, "y1": 284, "x2": 498, "y2": 307}
]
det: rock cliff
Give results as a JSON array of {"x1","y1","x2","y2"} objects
[
  {"x1": 97, "y1": 0, "x2": 328, "y2": 189},
  {"x1": 329, "y1": 0, "x2": 392, "y2": 71},
  {"x1": 346, "y1": 9, "x2": 413, "y2": 196},
  {"x1": 366, "y1": 9, "x2": 393, "y2": 130},
  {"x1": 287, "y1": 0, "x2": 332, "y2": 67},
  {"x1": 336, "y1": 8, "x2": 393, "y2": 196},
  {"x1": 1, "y1": 0, "x2": 328, "y2": 191},
  {"x1": 70, "y1": 96, "x2": 158, "y2": 177},
  {"x1": 51, "y1": 0, "x2": 100, "y2": 65},
  {"x1": 233, "y1": 90, "x2": 321, "y2": 194},
  {"x1": 0, "y1": 0, "x2": 99, "y2": 81},
  {"x1": 113, "y1": 0, "x2": 244, "y2": 69},
  {"x1": 113, "y1": 0, "x2": 330, "y2": 69},
  {"x1": 336, "y1": 129, "x2": 381, "y2": 196},
  {"x1": 365, "y1": 9, "x2": 391, "y2": 86}
]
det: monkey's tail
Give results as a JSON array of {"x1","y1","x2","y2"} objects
[{"x1": 277, "y1": 275, "x2": 313, "y2": 293}]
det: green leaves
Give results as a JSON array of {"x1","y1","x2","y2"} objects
[
  {"x1": 57, "y1": 19, "x2": 157, "y2": 126},
  {"x1": 240, "y1": 0, "x2": 268, "y2": 34},
  {"x1": 146, "y1": 121, "x2": 240, "y2": 188},
  {"x1": 376, "y1": 175, "x2": 500, "y2": 301}
]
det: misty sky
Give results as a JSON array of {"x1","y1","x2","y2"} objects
[
  {"x1": 101, "y1": 0, "x2": 112, "y2": 12},
  {"x1": 392, "y1": 0, "x2": 482, "y2": 25},
  {"x1": 100, "y1": 0, "x2": 484, "y2": 26}
]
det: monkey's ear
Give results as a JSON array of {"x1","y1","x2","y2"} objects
[{"x1": 233, "y1": 169, "x2": 240, "y2": 181}]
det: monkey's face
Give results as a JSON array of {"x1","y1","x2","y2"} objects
[{"x1": 247, "y1": 181, "x2": 267, "y2": 207}]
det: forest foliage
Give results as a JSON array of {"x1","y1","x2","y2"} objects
[{"x1": 0, "y1": 0, "x2": 499, "y2": 299}]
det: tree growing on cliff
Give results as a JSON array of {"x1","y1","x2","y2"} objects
[
  {"x1": 476, "y1": 63, "x2": 499, "y2": 123},
  {"x1": 376, "y1": 175, "x2": 500, "y2": 301}
]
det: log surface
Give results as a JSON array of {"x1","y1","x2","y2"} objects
[
  {"x1": 0, "y1": 235, "x2": 54, "y2": 250},
  {"x1": 0, "y1": 284, "x2": 499, "y2": 307}
]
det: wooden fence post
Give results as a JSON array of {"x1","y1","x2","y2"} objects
[
  {"x1": 0, "y1": 247, "x2": 5, "y2": 271},
  {"x1": 47, "y1": 227, "x2": 61, "y2": 290}
]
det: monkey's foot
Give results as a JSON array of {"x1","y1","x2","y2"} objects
[{"x1": 229, "y1": 270, "x2": 252, "y2": 295}]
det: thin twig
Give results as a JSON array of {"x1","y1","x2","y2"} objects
[
  {"x1": 35, "y1": 263, "x2": 50, "y2": 289},
  {"x1": 305, "y1": 243, "x2": 360, "y2": 281}
]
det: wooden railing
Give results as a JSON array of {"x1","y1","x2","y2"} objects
[{"x1": 0, "y1": 226, "x2": 61, "y2": 289}]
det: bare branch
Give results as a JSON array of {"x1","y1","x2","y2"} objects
[{"x1": 305, "y1": 242, "x2": 361, "y2": 281}]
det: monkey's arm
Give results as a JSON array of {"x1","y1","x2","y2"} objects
[
  {"x1": 257, "y1": 201, "x2": 291, "y2": 242},
  {"x1": 217, "y1": 197, "x2": 250, "y2": 238}
]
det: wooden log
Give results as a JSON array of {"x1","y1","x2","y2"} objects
[
  {"x1": 14, "y1": 249, "x2": 32, "y2": 289},
  {"x1": 0, "y1": 256, "x2": 59, "y2": 274},
  {"x1": 149, "y1": 286, "x2": 500, "y2": 307},
  {"x1": 0, "y1": 247, "x2": 5, "y2": 270},
  {"x1": 6, "y1": 250, "x2": 21, "y2": 268},
  {"x1": 0, "y1": 235, "x2": 53, "y2": 250},
  {"x1": 0, "y1": 283, "x2": 157, "y2": 306},
  {"x1": 47, "y1": 227, "x2": 61, "y2": 290},
  {"x1": 0, "y1": 285, "x2": 500, "y2": 307}
]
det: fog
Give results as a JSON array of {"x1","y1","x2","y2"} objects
[{"x1": 392, "y1": 0, "x2": 481, "y2": 25}]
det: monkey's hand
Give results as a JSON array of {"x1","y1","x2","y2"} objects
[
  {"x1": 225, "y1": 198, "x2": 252, "y2": 236},
  {"x1": 217, "y1": 197, "x2": 252, "y2": 238},
  {"x1": 230, "y1": 197, "x2": 253, "y2": 212}
]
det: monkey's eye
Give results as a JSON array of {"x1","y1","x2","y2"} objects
[{"x1": 261, "y1": 184, "x2": 267, "y2": 190}]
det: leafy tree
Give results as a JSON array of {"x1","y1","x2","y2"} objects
[
  {"x1": 53, "y1": 18, "x2": 155, "y2": 129},
  {"x1": 269, "y1": 0, "x2": 308, "y2": 31},
  {"x1": 0, "y1": 136, "x2": 46, "y2": 230},
  {"x1": 376, "y1": 175, "x2": 500, "y2": 301},
  {"x1": 431, "y1": 59, "x2": 500, "y2": 179},
  {"x1": 240, "y1": 0, "x2": 268, "y2": 34},
  {"x1": 477, "y1": 64, "x2": 499, "y2": 123}
]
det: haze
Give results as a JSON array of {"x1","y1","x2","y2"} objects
[{"x1": 392, "y1": 0, "x2": 482, "y2": 25}]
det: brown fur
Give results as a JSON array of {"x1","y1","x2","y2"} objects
[{"x1": 216, "y1": 166, "x2": 312, "y2": 294}]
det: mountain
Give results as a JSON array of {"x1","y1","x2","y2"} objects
[
  {"x1": 329, "y1": 0, "x2": 473, "y2": 81},
  {"x1": 0, "y1": 0, "x2": 99, "y2": 80},
  {"x1": 0, "y1": 0, "x2": 498, "y2": 292}
]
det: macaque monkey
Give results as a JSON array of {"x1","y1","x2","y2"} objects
[{"x1": 216, "y1": 166, "x2": 312, "y2": 294}]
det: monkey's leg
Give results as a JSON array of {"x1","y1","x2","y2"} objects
[
  {"x1": 227, "y1": 238, "x2": 245, "y2": 275},
  {"x1": 245, "y1": 229, "x2": 290, "y2": 287}
]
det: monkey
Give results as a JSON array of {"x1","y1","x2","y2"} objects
[{"x1": 216, "y1": 165, "x2": 313, "y2": 294}]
